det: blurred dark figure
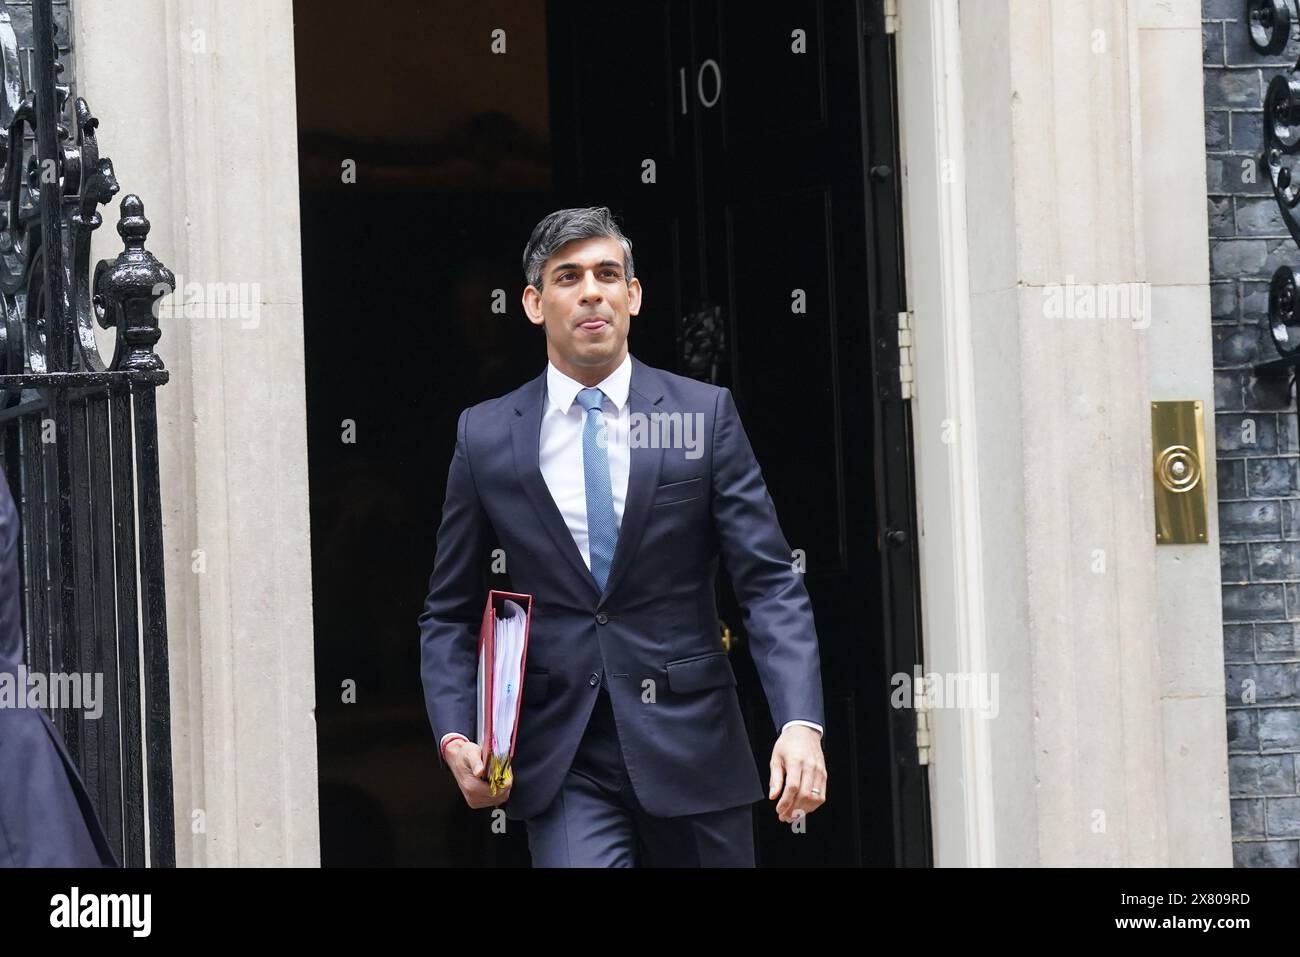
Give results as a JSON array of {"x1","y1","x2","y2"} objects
[{"x1": 0, "y1": 470, "x2": 117, "y2": 867}]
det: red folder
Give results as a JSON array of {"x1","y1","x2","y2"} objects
[{"x1": 477, "y1": 590, "x2": 533, "y2": 794}]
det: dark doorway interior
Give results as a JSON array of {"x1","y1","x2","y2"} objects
[{"x1": 294, "y1": 0, "x2": 927, "y2": 866}]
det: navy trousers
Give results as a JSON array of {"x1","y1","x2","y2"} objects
[{"x1": 524, "y1": 681, "x2": 755, "y2": 867}]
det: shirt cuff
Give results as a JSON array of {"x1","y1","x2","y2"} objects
[
  {"x1": 781, "y1": 719, "x2": 824, "y2": 737},
  {"x1": 439, "y1": 732, "x2": 469, "y2": 759}
]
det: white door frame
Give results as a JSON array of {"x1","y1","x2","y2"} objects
[{"x1": 895, "y1": 0, "x2": 997, "y2": 867}]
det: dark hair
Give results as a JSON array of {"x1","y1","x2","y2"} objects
[{"x1": 522, "y1": 206, "x2": 635, "y2": 290}]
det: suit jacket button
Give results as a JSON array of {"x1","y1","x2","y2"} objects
[
  {"x1": 595, "y1": 612, "x2": 609, "y2": 625},
  {"x1": 588, "y1": 673, "x2": 600, "y2": 687}
]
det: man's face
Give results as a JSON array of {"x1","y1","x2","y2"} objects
[{"x1": 523, "y1": 235, "x2": 642, "y2": 380}]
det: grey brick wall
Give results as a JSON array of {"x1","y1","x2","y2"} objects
[{"x1": 1204, "y1": 0, "x2": 1300, "y2": 868}]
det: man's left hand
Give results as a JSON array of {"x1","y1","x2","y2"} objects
[{"x1": 769, "y1": 725, "x2": 827, "y2": 823}]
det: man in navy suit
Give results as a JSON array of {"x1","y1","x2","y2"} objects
[
  {"x1": 419, "y1": 207, "x2": 826, "y2": 866},
  {"x1": 0, "y1": 470, "x2": 117, "y2": 867}
]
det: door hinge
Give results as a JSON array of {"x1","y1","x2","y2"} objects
[
  {"x1": 898, "y1": 311, "x2": 914, "y2": 400},
  {"x1": 883, "y1": 0, "x2": 899, "y2": 35},
  {"x1": 915, "y1": 684, "x2": 931, "y2": 766}
]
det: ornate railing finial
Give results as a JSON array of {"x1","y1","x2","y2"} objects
[{"x1": 93, "y1": 195, "x2": 172, "y2": 372}]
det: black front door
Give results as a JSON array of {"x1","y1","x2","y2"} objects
[
  {"x1": 547, "y1": 0, "x2": 928, "y2": 865},
  {"x1": 297, "y1": 0, "x2": 928, "y2": 866}
]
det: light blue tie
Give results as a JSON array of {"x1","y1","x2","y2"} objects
[{"x1": 575, "y1": 387, "x2": 618, "y2": 592}]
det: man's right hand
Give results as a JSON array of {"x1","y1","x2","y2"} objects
[{"x1": 445, "y1": 739, "x2": 512, "y2": 808}]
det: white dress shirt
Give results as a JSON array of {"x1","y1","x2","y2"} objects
[
  {"x1": 440, "y1": 353, "x2": 822, "y2": 756},
  {"x1": 538, "y1": 351, "x2": 633, "y2": 572}
]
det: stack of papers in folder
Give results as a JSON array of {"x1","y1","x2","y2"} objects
[{"x1": 476, "y1": 591, "x2": 533, "y2": 794}]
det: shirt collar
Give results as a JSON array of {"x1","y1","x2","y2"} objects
[{"x1": 546, "y1": 352, "x2": 632, "y2": 414}]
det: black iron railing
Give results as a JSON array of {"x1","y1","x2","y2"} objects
[
  {"x1": 0, "y1": 0, "x2": 174, "y2": 866},
  {"x1": 1248, "y1": 1, "x2": 1300, "y2": 392}
]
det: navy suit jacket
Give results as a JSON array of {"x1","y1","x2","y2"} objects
[
  {"x1": 419, "y1": 355, "x2": 824, "y2": 820},
  {"x1": 0, "y1": 470, "x2": 117, "y2": 867}
]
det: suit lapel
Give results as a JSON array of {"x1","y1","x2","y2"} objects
[{"x1": 511, "y1": 355, "x2": 665, "y2": 606}]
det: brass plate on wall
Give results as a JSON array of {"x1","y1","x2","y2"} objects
[{"x1": 1151, "y1": 400, "x2": 1207, "y2": 545}]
